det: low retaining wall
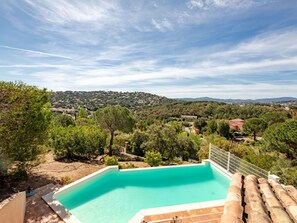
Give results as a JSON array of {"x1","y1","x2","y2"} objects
[{"x1": 0, "y1": 192, "x2": 26, "y2": 223}]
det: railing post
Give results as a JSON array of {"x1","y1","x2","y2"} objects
[
  {"x1": 227, "y1": 152, "x2": 230, "y2": 172},
  {"x1": 209, "y1": 143, "x2": 212, "y2": 160}
]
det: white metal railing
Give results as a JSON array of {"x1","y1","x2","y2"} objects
[{"x1": 209, "y1": 143, "x2": 269, "y2": 179}]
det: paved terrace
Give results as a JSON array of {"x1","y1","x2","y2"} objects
[
  {"x1": 25, "y1": 183, "x2": 62, "y2": 223},
  {"x1": 143, "y1": 206, "x2": 224, "y2": 223}
]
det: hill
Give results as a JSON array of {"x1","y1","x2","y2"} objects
[
  {"x1": 135, "y1": 101, "x2": 290, "y2": 121},
  {"x1": 50, "y1": 91, "x2": 174, "y2": 111}
]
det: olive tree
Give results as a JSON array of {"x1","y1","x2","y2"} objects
[{"x1": 94, "y1": 106, "x2": 135, "y2": 156}]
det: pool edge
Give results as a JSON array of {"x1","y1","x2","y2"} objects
[
  {"x1": 129, "y1": 199, "x2": 226, "y2": 223},
  {"x1": 42, "y1": 166, "x2": 119, "y2": 223},
  {"x1": 43, "y1": 161, "x2": 231, "y2": 223}
]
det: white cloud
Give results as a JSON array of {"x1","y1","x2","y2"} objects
[
  {"x1": 3, "y1": 28, "x2": 297, "y2": 96},
  {"x1": 0, "y1": 45, "x2": 73, "y2": 60},
  {"x1": 212, "y1": 29, "x2": 297, "y2": 59},
  {"x1": 151, "y1": 18, "x2": 173, "y2": 32},
  {"x1": 23, "y1": 0, "x2": 119, "y2": 25},
  {"x1": 186, "y1": 0, "x2": 262, "y2": 10},
  {"x1": 1, "y1": 1, "x2": 296, "y2": 99},
  {"x1": 187, "y1": 0, "x2": 205, "y2": 9}
]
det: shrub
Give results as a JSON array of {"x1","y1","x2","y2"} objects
[
  {"x1": 111, "y1": 144, "x2": 123, "y2": 156},
  {"x1": 104, "y1": 156, "x2": 119, "y2": 166},
  {"x1": 51, "y1": 126, "x2": 106, "y2": 160},
  {"x1": 59, "y1": 176, "x2": 72, "y2": 185},
  {"x1": 144, "y1": 151, "x2": 162, "y2": 167},
  {"x1": 0, "y1": 153, "x2": 8, "y2": 177},
  {"x1": 122, "y1": 162, "x2": 137, "y2": 169}
]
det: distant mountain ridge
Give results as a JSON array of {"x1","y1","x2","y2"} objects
[{"x1": 176, "y1": 97, "x2": 297, "y2": 104}]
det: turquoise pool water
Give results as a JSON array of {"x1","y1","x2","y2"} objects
[{"x1": 55, "y1": 164, "x2": 230, "y2": 223}]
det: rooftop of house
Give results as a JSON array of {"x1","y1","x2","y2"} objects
[
  {"x1": 229, "y1": 119, "x2": 245, "y2": 122},
  {"x1": 221, "y1": 173, "x2": 297, "y2": 223}
]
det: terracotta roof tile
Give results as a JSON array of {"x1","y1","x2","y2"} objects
[
  {"x1": 285, "y1": 186, "x2": 297, "y2": 203},
  {"x1": 270, "y1": 181, "x2": 297, "y2": 222},
  {"x1": 221, "y1": 173, "x2": 297, "y2": 223},
  {"x1": 244, "y1": 175, "x2": 270, "y2": 223}
]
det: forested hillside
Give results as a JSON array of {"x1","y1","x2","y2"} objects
[
  {"x1": 50, "y1": 91, "x2": 174, "y2": 110},
  {"x1": 135, "y1": 101, "x2": 293, "y2": 120}
]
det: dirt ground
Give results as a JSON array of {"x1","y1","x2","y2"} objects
[{"x1": 0, "y1": 152, "x2": 149, "y2": 202}]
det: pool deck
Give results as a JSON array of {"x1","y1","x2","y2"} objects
[
  {"x1": 143, "y1": 205, "x2": 224, "y2": 223},
  {"x1": 25, "y1": 183, "x2": 63, "y2": 223},
  {"x1": 129, "y1": 200, "x2": 226, "y2": 223}
]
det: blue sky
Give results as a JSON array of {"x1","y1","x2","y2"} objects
[{"x1": 1, "y1": 0, "x2": 297, "y2": 99}]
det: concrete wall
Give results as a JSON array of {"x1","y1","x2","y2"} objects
[{"x1": 0, "y1": 192, "x2": 26, "y2": 223}]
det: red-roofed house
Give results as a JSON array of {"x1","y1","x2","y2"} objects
[{"x1": 229, "y1": 119, "x2": 245, "y2": 132}]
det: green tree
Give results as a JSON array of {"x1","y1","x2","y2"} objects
[
  {"x1": 177, "y1": 134, "x2": 198, "y2": 160},
  {"x1": 168, "y1": 121, "x2": 183, "y2": 133},
  {"x1": 131, "y1": 130, "x2": 149, "y2": 156},
  {"x1": 94, "y1": 106, "x2": 135, "y2": 156},
  {"x1": 243, "y1": 118, "x2": 267, "y2": 141},
  {"x1": 144, "y1": 151, "x2": 162, "y2": 167},
  {"x1": 54, "y1": 114, "x2": 75, "y2": 127},
  {"x1": 136, "y1": 120, "x2": 147, "y2": 131},
  {"x1": 50, "y1": 126, "x2": 106, "y2": 159},
  {"x1": 217, "y1": 121, "x2": 230, "y2": 139},
  {"x1": 207, "y1": 120, "x2": 217, "y2": 133},
  {"x1": 78, "y1": 107, "x2": 88, "y2": 119},
  {"x1": 261, "y1": 112, "x2": 286, "y2": 126},
  {"x1": 194, "y1": 118, "x2": 207, "y2": 134},
  {"x1": 263, "y1": 119, "x2": 297, "y2": 159},
  {"x1": 143, "y1": 124, "x2": 179, "y2": 161},
  {"x1": 0, "y1": 81, "x2": 51, "y2": 174}
]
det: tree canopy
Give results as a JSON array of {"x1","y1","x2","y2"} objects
[
  {"x1": 217, "y1": 120, "x2": 230, "y2": 139},
  {"x1": 263, "y1": 119, "x2": 297, "y2": 159},
  {"x1": 94, "y1": 105, "x2": 135, "y2": 156},
  {"x1": 50, "y1": 126, "x2": 106, "y2": 160},
  {"x1": 243, "y1": 118, "x2": 267, "y2": 141},
  {"x1": 0, "y1": 81, "x2": 51, "y2": 174}
]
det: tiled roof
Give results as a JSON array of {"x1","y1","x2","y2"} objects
[{"x1": 221, "y1": 173, "x2": 297, "y2": 223}]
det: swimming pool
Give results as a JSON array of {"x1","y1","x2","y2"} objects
[{"x1": 54, "y1": 162, "x2": 230, "y2": 223}]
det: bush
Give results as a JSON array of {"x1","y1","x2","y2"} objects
[
  {"x1": 111, "y1": 145, "x2": 123, "y2": 156},
  {"x1": 104, "y1": 156, "x2": 119, "y2": 166},
  {"x1": 0, "y1": 153, "x2": 8, "y2": 177},
  {"x1": 51, "y1": 126, "x2": 106, "y2": 160},
  {"x1": 144, "y1": 151, "x2": 162, "y2": 167},
  {"x1": 53, "y1": 114, "x2": 75, "y2": 127},
  {"x1": 122, "y1": 162, "x2": 137, "y2": 169},
  {"x1": 59, "y1": 176, "x2": 72, "y2": 185}
]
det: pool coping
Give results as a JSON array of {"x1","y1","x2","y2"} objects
[
  {"x1": 42, "y1": 161, "x2": 231, "y2": 223},
  {"x1": 42, "y1": 166, "x2": 119, "y2": 223},
  {"x1": 129, "y1": 199, "x2": 226, "y2": 223}
]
